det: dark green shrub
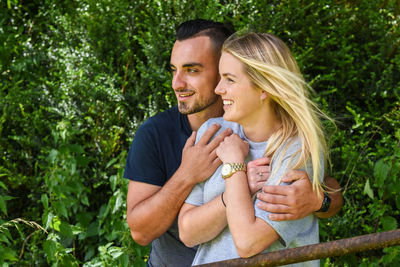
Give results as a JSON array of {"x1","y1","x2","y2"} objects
[{"x1": 1, "y1": 0, "x2": 399, "y2": 266}]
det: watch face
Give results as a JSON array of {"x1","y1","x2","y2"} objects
[{"x1": 221, "y1": 163, "x2": 232, "y2": 176}]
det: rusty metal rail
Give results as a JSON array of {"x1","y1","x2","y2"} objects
[{"x1": 196, "y1": 229, "x2": 400, "y2": 266}]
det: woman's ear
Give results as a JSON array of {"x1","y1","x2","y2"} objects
[{"x1": 260, "y1": 91, "x2": 268, "y2": 101}]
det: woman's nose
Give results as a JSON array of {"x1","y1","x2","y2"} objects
[{"x1": 214, "y1": 80, "x2": 225, "y2": 95}]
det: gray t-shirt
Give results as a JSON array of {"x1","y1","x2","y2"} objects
[{"x1": 185, "y1": 117, "x2": 323, "y2": 266}]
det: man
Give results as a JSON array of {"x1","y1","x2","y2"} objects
[{"x1": 124, "y1": 19, "x2": 343, "y2": 266}]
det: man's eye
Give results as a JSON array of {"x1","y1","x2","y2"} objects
[
  {"x1": 227, "y1": 78, "x2": 234, "y2": 83},
  {"x1": 188, "y1": 68, "x2": 199, "y2": 73}
]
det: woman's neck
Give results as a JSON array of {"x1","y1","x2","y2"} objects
[{"x1": 241, "y1": 105, "x2": 281, "y2": 143}]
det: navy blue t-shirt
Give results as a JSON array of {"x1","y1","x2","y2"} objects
[{"x1": 124, "y1": 106, "x2": 197, "y2": 266}]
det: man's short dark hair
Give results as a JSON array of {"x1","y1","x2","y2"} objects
[{"x1": 175, "y1": 19, "x2": 234, "y2": 53}]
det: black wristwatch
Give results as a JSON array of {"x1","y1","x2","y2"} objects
[{"x1": 316, "y1": 192, "x2": 331, "y2": 212}]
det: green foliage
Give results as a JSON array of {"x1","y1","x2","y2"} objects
[{"x1": 1, "y1": 0, "x2": 399, "y2": 266}]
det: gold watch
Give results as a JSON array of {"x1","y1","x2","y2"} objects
[{"x1": 221, "y1": 163, "x2": 246, "y2": 179}]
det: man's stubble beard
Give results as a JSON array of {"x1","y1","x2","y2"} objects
[{"x1": 178, "y1": 94, "x2": 219, "y2": 115}]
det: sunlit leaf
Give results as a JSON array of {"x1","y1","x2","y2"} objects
[{"x1": 363, "y1": 179, "x2": 374, "y2": 199}]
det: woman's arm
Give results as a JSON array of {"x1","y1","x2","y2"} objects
[
  {"x1": 178, "y1": 196, "x2": 227, "y2": 247},
  {"x1": 224, "y1": 171, "x2": 280, "y2": 258},
  {"x1": 216, "y1": 134, "x2": 280, "y2": 258}
]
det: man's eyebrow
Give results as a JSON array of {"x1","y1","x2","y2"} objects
[
  {"x1": 182, "y1": 63, "x2": 204, "y2": 68},
  {"x1": 169, "y1": 63, "x2": 203, "y2": 69}
]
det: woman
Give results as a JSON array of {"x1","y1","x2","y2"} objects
[{"x1": 178, "y1": 32, "x2": 330, "y2": 266}]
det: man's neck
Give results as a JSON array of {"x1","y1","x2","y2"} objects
[{"x1": 187, "y1": 105, "x2": 224, "y2": 131}]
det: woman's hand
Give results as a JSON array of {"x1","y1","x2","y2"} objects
[
  {"x1": 247, "y1": 157, "x2": 271, "y2": 196},
  {"x1": 216, "y1": 134, "x2": 249, "y2": 163}
]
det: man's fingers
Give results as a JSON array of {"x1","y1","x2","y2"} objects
[
  {"x1": 261, "y1": 185, "x2": 288, "y2": 196},
  {"x1": 197, "y1": 124, "x2": 221, "y2": 146},
  {"x1": 257, "y1": 191, "x2": 287, "y2": 204},
  {"x1": 248, "y1": 156, "x2": 271, "y2": 167},
  {"x1": 212, "y1": 157, "x2": 222, "y2": 169},
  {"x1": 183, "y1": 131, "x2": 196, "y2": 149},
  {"x1": 208, "y1": 128, "x2": 232, "y2": 150},
  {"x1": 256, "y1": 201, "x2": 289, "y2": 214},
  {"x1": 281, "y1": 169, "x2": 309, "y2": 183}
]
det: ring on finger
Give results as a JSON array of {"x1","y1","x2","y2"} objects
[{"x1": 258, "y1": 172, "x2": 263, "y2": 178}]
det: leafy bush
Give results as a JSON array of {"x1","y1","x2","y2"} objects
[{"x1": 1, "y1": 0, "x2": 399, "y2": 266}]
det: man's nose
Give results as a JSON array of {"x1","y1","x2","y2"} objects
[{"x1": 172, "y1": 71, "x2": 186, "y2": 91}]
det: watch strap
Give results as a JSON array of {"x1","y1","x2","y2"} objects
[
  {"x1": 222, "y1": 163, "x2": 246, "y2": 179},
  {"x1": 316, "y1": 191, "x2": 331, "y2": 212}
]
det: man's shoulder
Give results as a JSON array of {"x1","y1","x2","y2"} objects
[
  {"x1": 144, "y1": 106, "x2": 180, "y2": 125},
  {"x1": 139, "y1": 106, "x2": 182, "y2": 132}
]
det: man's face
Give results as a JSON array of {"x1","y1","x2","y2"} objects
[{"x1": 170, "y1": 36, "x2": 220, "y2": 115}]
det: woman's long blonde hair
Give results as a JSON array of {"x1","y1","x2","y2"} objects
[{"x1": 222, "y1": 32, "x2": 332, "y2": 192}]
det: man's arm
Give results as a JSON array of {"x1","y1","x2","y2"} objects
[
  {"x1": 256, "y1": 170, "x2": 343, "y2": 221},
  {"x1": 126, "y1": 125, "x2": 231, "y2": 245}
]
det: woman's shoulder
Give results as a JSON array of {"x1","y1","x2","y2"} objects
[
  {"x1": 199, "y1": 117, "x2": 241, "y2": 135},
  {"x1": 277, "y1": 136, "x2": 302, "y2": 157}
]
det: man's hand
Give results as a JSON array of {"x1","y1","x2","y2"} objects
[
  {"x1": 256, "y1": 170, "x2": 322, "y2": 221},
  {"x1": 180, "y1": 124, "x2": 232, "y2": 185},
  {"x1": 246, "y1": 157, "x2": 271, "y2": 196}
]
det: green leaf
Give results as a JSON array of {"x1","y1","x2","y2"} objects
[
  {"x1": 0, "y1": 246, "x2": 18, "y2": 261},
  {"x1": 81, "y1": 195, "x2": 89, "y2": 206},
  {"x1": 381, "y1": 216, "x2": 398, "y2": 231},
  {"x1": 0, "y1": 180, "x2": 7, "y2": 190},
  {"x1": 50, "y1": 215, "x2": 61, "y2": 232},
  {"x1": 106, "y1": 157, "x2": 118, "y2": 168},
  {"x1": 109, "y1": 247, "x2": 124, "y2": 259},
  {"x1": 86, "y1": 222, "x2": 99, "y2": 237},
  {"x1": 42, "y1": 211, "x2": 52, "y2": 230},
  {"x1": 112, "y1": 193, "x2": 123, "y2": 214},
  {"x1": 110, "y1": 175, "x2": 117, "y2": 191},
  {"x1": 41, "y1": 194, "x2": 49, "y2": 210},
  {"x1": 374, "y1": 159, "x2": 390, "y2": 187},
  {"x1": 60, "y1": 221, "x2": 74, "y2": 237},
  {"x1": 43, "y1": 240, "x2": 57, "y2": 261},
  {"x1": 395, "y1": 129, "x2": 400, "y2": 140},
  {"x1": 54, "y1": 201, "x2": 68, "y2": 218},
  {"x1": 48, "y1": 149, "x2": 58, "y2": 163},
  {"x1": 363, "y1": 179, "x2": 374, "y2": 199},
  {"x1": 119, "y1": 254, "x2": 129, "y2": 267},
  {"x1": 0, "y1": 195, "x2": 7, "y2": 215}
]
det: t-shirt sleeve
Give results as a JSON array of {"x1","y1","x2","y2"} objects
[
  {"x1": 123, "y1": 121, "x2": 166, "y2": 186},
  {"x1": 185, "y1": 182, "x2": 205, "y2": 206},
  {"x1": 254, "y1": 139, "x2": 324, "y2": 247}
]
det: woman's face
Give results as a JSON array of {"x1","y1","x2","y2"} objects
[{"x1": 215, "y1": 52, "x2": 266, "y2": 127}]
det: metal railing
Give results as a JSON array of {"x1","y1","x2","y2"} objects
[{"x1": 197, "y1": 229, "x2": 400, "y2": 266}]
